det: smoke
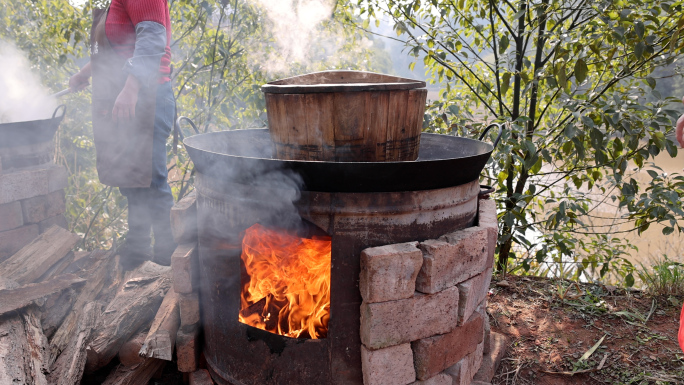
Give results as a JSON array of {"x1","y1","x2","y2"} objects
[
  {"x1": 0, "y1": 40, "x2": 58, "y2": 123},
  {"x1": 249, "y1": 0, "x2": 365, "y2": 74}
]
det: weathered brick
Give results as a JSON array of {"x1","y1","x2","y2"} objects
[
  {"x1": 38, "y1": 214, "x2": 68, "y2": 233},
  {"x1": 409, "y1": 373, "x2": 453, "y2": 385},
  {"x1": 360, "y1": 241, "x2": 423, "y2": 303},
  {"x1": 473, "y1": 332, "x2": 508, "y2": 383},
  {"x1": 475, "y1": 301, "x2": 491, "y2": 354},
  {"x1": 21, "y1": 190, "x2": 66, "y2": 224},
  {"x1": 457, "y1": 268, "x2": 492, "y2": 325},
  {"x1": 478, "y1": 199, "x2": 497, "y2": 269},
  {"x1": 361, "y1": 343, "x2": 416, "y2": 385},
  {"x1": 171, "y1": 192, "x2": 197, "y2": 244},
  {"x1": 417, "y1": 227, "x2": 488, "y2": 294},
  {"x1": 189, "y1": 369, "x2": 214, "y2": 385},
  {"x1": 360, "y1": 286, "x2": 459, "y2": 350},
  {"x1": 172, "y1": 243, "x2": 198, "y2": 294},
  {"x1": 177, "y1": 324, "x2": 200, "y2": 372},
  {"x1": 0, "y1": 224, "x2": 39, "y2": 261},
  {"x1": 445, "y1": 339, "x2": 484, "y2": 385},
  {"x1": 0, "y1": 201, "x2": 23, "y2": 232},
  {"x1": 48, "y1": 165, "x2": 68, "y2": 192},
  {"x1": 412, "y1": 311, "x2": 484, "y2": 380},
  {"x1": 179, "y1": 292, "x2": 200, "y2": 329},
  {"x1": 0, "y1": 164, "x2": 66, "y2": 205}
]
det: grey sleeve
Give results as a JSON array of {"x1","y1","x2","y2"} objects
[{"x1": 122, "y1": 21, "x2": 167, "y2": 87}]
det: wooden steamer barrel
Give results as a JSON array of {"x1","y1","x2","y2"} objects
[{"x1": 262, "y1": 71, "x2": 427, "y2": 162}]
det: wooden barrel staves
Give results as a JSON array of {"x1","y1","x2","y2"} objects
[{"x1": 262, "y1": 71, "x2": 427, "y2": 162}]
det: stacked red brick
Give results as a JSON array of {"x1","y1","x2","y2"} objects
[
  {"x1": 0, "y1": 140, "x2": 68, "y2": 260},
  {"x1": 169, "y1": 192, "x2": 204, "y2": 376},
  {"x1": 359, "y1": 197, "x2": 498, "y2": 385}
]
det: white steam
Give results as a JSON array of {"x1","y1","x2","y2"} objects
[
  {"x1": 0, "y1": 40, "x2": 58, "y2": 123},
  {"x1": 250, "y1": 0, "x2": 341, "y2": 74}
]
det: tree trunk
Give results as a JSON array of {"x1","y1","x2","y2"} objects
[
  {"x1": 0, "y1": 307, "x2": 50, "y2": 385},
  {"x1": 0, "y1": 274, "x2": 85, "y2": 316},
  {"x1": 101, "y1": 359, "x2": 166, "y2": 385}
]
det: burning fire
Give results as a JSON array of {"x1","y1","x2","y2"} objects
[{"x1": 239, "y1": 223, "x2": 331, "y2": 339}]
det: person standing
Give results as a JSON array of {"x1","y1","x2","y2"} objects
[{"x1": 69, "y1": 0, "x2": 177, "y2": 268}]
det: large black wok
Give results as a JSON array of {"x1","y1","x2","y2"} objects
[
  {"x1": 181, "y1": 120, "x2": 502, "y2": 193},
  {"x1": 0, "y1": 105, "x2": 66, "y2": 148}
]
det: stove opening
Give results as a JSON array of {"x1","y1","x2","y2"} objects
[{"x1": 239, "y1": 223, "x2": 331, "y2": 339}]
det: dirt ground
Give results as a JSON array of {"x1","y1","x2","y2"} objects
[{"x1": 488, "y1": 275, "x2": 684, "y2": 385}]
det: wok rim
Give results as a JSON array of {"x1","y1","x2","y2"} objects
[{"x1": 182, "y1": 129, "x2": 495, "y2": 164}]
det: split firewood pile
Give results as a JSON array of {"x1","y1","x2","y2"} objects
[{"x1": 0, "y1": 192, "x2": 206, "y2": 385}]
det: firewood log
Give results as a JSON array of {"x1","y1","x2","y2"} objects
[
  {"x1": 40, "y1": 287, "x2": 78, "y2": 339},
  {"x1": 37, "y1": 251, "x2": 75, "y2": 282},
  {"x1": 139, "y1": 287, "x2": 180, "y2": 361},
  {"x1": 0, "y1": 226, "x2": 80, "y2": 284},
  {"x1": 101, "y1": 359, "x2": 166, "y2": 385},
  {"x1": 118, "y1": 330, "x2": 147, "y2": 367},
  {"x1": 49, "y1": 251, "x2": 115, "y2": 366},
  {"x1": 0, "y1": 307, "x2": 50, "y2": 385},
  {"x1": 41, "y1": 250, "x2": 110, "y2": 339},
  {"x1": 0, "y1": 273, "x2": 85, "y2": 316},
  {"x1": 47, "y1": 301, "x2": 101, "y2": 385},
  {"x1": 85, "y1": 261, "x2": 171, "y2": 372}
]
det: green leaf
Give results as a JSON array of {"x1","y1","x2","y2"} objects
[
  {"x1": 512, "y1": 10, "x2": 525, "y2": 20},
  {"x1": 499, "y1": 34, "x2": 509, "y2": 54},
  {"x1": 626, "y1": 273, "x2": 635, "y2": 287},
  {"x1": 635, "y1": 21, "x2": 645, "y2": 39},
  {"x1": 575, "y1": 59, "x2": 588, "y2": 84},
  {"x1": 663, "y1": 226, "x2": 675, "y2": 235},
  {"x1": 645, "y1": 77, "x2": 656, "y2": 89},
  {"x1": 635, "y1": 41, "x2": 645, "y2": 59},
  {"x1": 501, "y1": 72, "x2": 511, "y2": 94}
]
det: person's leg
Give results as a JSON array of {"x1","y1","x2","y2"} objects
[
  {"x1": 149, "y1": 81, "x2": 177, "y2": 265},
  {"x1": 119, "y1": 187, "x2": 153, "y2": 268}
]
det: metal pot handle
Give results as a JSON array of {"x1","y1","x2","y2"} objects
[
  {"x1": 479, "y1": 185, "x2": 495, "y2": 197},
  {"x1": 478, "y1": 123, "x2": 503, "y2": 148},
  {"x1": 52, "y1": 104, "x2": 67, "y2": 120},
  {"x1": 176, "y1": 116, "x2": 200, "y2": 140}
]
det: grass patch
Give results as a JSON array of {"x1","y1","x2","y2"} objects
[{"x1": 637, "y1": 256, "x2": 684, "y2": 296}]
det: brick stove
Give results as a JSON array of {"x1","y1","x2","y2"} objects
[
  {"x1": 0, "y1": 108, "x2": 69, "y2": 261},
  {"x1": 181, "y1": 71, "x2": 503, "y2": 385}
]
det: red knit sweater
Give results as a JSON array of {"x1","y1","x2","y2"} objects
[{"x1": 106, "y1": 0, "x2": 171, "y2": 82}]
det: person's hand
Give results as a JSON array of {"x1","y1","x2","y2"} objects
[
  {"x1": 677, "y1": 96, "x2": 684, "y2": 147},
  {"x1": 68, "y1": 71, "x2": 90, "y2": 92},
  {"x1": 112, "y1": 75, "x2": 140, "y2": 123}
]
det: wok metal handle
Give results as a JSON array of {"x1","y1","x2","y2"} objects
[
  {"x1": 479, "y1": 185, "x2": 495, "y2": 196},
  {"x1": 176, "y1": 116, "x2": 200, "y2": 140},
  {"x1": 478, "y1": 123, "x2": 503, "y2": 149},
  {"x1": 52, "y1": 105, "x2": 67, "y2": 120}
]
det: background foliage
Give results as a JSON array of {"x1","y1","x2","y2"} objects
[{"x1": 349, "y1": 0, "x2": 684, "y2": 284}]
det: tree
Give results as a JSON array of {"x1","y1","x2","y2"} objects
[{"x1": 352, "y1": 0, "x2": 684, "y2": 283}]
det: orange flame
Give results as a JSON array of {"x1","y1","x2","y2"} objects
[{"x1": 238, "y1": 223, "x2": 331, "y2": 339}]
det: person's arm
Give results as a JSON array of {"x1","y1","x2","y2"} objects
[
  {"x1": 69, "y1": 61, "x2": 92, "y2": 92},
  {"x1": 112, "y1": 0, "x2": 168, "y2": 122}
]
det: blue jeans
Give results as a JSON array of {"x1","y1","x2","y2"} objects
[{"x1": 119, "y1": 81, "x2": 176, "y2": 262}]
